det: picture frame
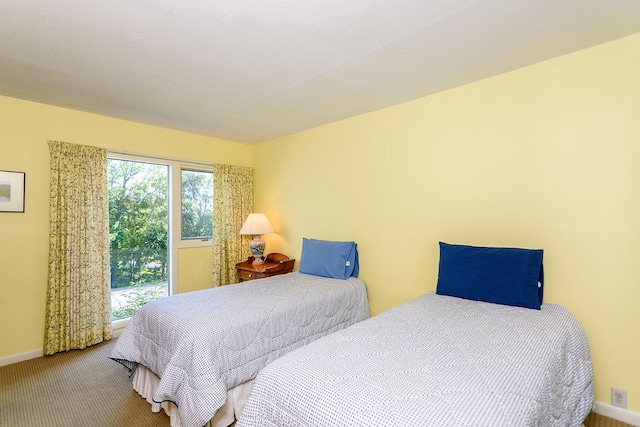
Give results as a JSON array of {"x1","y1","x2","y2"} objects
[{"x1": 0, "y1": 170, "x2": 26, "y2": 213}]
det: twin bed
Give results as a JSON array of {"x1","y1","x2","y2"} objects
[
  {"x1": 110, "y1": 239, "x2": 367, "y2": 427},
  {"x1": 111, "y1": 241, "x2": 594, "y2": 427},
  {"x1": 238, "y1": 292, "x2": 594, "y2": 426},
  {"x1": 110, "y1": 271, "x2": 369, "y2": 427}
]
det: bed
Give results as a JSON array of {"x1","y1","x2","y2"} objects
[
  {"x1": 110, "y1": 240, "x2": 369, "y2": 427},
  {"x1": 237, "y1": 243, "x2": 595, "y2": 427}
]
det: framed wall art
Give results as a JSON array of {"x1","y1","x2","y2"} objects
[{"x1": 0, "y1": 170, "x2": 26, "y2": 212}]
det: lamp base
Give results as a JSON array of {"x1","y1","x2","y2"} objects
[{"x1": 249, "y1": 235, "x2": 266, "y2": 266}]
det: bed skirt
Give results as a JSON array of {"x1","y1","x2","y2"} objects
[{"x1": 132, "y1": 365, "x2": 253, "y2": 427}]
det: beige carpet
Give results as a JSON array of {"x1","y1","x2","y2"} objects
[
  {"x1": 0, "y1": 339, "x2": 634, "y2": 427},
  {"x1": 0, "y1": 339, "x2": 167, "y2": 427}
]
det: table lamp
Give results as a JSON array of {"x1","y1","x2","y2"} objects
[{"x1": 240, "y1": 213, "x2": 274, "y2": 265}]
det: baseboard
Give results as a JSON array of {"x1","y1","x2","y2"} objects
[
  {"x1": 594, "y1": 401, "x2": 640, "y2": 426},
  {"x1": 0, "y1": 348, "x2": 43, "y2": 367},
  {"x1": 1, "y1": 329, "x2": 123, "y2": 368}
]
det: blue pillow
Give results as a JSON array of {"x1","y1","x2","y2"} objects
[
  {"x1": 299, "y1": 238, "x2": 359, "y2": 279},
  {"x1": 436, "y1": 242, "x2": 544, "y2": 310}
]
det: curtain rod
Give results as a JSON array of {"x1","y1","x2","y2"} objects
[{"x1": 107, "y1": 149, "x2": 215, "y2": 169}]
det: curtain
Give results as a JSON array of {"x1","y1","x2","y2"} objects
[
  {"x1": 212, "y1": 164, "x2": 253, "y2": 287},
  {"x1": 44, "y1": 140, "x2": 111, "y2": 355}
]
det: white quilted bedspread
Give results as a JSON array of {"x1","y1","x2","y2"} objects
[
  {"x1": 238, "y1": 292, "x2": 594, "y2": 427},
  {"x1": 109, "y1": 272, "x2": 369, "y2": 427}
]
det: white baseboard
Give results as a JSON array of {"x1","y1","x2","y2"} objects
[
  {"x1": 1, "y1": 328, "x2": 123, "y2": 368},
  {"x1": 594, "y1": 401, "x2": 640, "y2": 426},
  {"x1": 0, "y1": 348, "x2": 43, "y2": 367}
]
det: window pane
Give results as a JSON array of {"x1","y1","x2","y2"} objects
[
  {"x1": 181, "y1": 169, "x2": 213, "y2": 239},
  {"x1": 108, "y1": 159, "x2": 169, "y2": 321}
]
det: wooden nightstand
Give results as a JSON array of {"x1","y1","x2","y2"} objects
[{"x1": 235, "y1": 253, "x2": 295, "y2": 282}]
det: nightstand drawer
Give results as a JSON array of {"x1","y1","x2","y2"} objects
[{"x1": 239, "y1": 269, "x2": 263, "y2": 281}]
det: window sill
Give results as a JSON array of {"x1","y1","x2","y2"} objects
[
  {"x1": 177, "y1": 238, "x2": 212, "y2": 249},
  {"x1": 112, "y1": 317, "x2": 130, "y2": 337}
]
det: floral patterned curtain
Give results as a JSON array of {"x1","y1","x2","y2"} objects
[
  {"x1": 44, "y1": 140, "x2": 111, "y2": 355},
  {"x1": 212, "y1": 164, "x2": 253, "y2": 287}
]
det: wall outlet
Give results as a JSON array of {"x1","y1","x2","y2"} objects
[{"x1": 611, "y1": 388, "x2": 627, "y2": 409}]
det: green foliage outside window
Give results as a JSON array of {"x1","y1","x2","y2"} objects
[
  {"x1": 108, "y1": 159, "x2": 168, "y2": 289},
  {"x1": 181, "y1": 170, "x2": 213, "y2": 239}
]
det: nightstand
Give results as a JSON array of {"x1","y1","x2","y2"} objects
[{"x1": 235, "y1": 253, "x2": 295, "y2": 282}]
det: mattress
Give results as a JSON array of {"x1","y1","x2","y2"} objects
[
  {"x1": 110, "y1": 272, "x2": 370, "y2": 427},
  {"x1": 237, "y1": 292, "x2": 594, "y2": 427}
]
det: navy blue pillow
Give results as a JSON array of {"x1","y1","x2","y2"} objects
[
  {"x1": 299, "y1": 238, "x2": 359, "y2": 279},
  {"x1": 436, "y1": 242, "x2": 544, "y2": 310}
]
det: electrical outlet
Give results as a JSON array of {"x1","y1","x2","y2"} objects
[{"x1": 611, "y1": 388, "x2": 627, "y2": 409}]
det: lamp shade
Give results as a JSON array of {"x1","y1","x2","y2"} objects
[{"x1": 239, "y1": 213, "x2": 274, "y2": 235}]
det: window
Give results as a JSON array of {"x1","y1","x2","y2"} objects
[
  {"x1": 181, "y1": 169, "x2": 213, "y2": 240},
  {"x1": 108, "y1": 158, "x2": 169, "y2": 321},
  {"x1": 107, "y1": 153, "x2": 214, "y2": 323}
]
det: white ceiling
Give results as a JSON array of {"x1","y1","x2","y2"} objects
[{"x1": 1, "y1": 1, "x2": 640, "y2": 144}]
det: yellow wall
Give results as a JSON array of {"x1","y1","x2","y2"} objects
[
  {"x1": 253, "y1": 34, "x2": 640, "y2": 411},
  {"x1": 177, "y1": 246, "x2": 216, "y2": 294},
  {"x1": 0, "y1": 96, "x2": 251, "y2": 358}
]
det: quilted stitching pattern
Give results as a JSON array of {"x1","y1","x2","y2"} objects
[
  {"x1": 110, "y1": 272, "x2": 369, "y2": 427},
  {"x1": 238, "y1": 293, "x2": 594, "y2": 427}
]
